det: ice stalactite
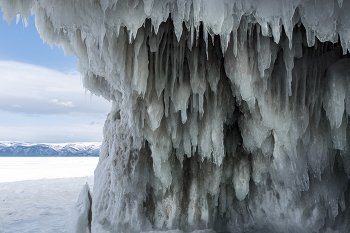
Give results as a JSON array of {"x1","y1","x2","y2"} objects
[{"x1": 2, "y1": 0, "x2": 350, "y2": 232}]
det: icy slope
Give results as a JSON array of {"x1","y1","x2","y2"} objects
[
  {"x1": 1, "y1": 0, "x2": 350, "y2": 232},
  {"x1": 0, "y1": 141, "x2": 101, "y2": 157}
]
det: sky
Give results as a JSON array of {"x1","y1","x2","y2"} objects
[{"x1": 0, "y1": 11, "x2": 111, "y2": 143}]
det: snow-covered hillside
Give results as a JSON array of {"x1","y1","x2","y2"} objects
[{"x1": 0, "y1": 141, "x2": 101, "y2": 157}]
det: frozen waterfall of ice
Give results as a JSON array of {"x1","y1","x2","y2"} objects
[{"x1": 1, "y1": 0, "x2": 350, "y2": 232}]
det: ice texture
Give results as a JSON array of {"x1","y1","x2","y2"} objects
[
  {"x1": 67, "y1": 183, "x2": 93, "y2": 233},
  {"x1": 1, "y1": 0, "x2": 350, "y2": 232}
]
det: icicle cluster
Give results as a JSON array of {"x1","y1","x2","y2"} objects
[{"x1": 2, "y1": 0, "x2": 350, "y2": 232}]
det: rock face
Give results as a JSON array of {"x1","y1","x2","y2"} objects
[
  {"x1": 0, "y1": 142, "x2": 101, "y2": 157},
  {"x1": 1, "y1": 0, "x2": 350, "y2": 232}
]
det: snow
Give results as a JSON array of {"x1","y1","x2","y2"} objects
[
  {"x1": 1, "y1": 0, "x2": 350, "y2": 232},
  {"x1": 0, "y1": 157, "x2": 98, "y2": 183},
  {"x1": 0, "y1": 157, "x2": 97, "y2": 233}
]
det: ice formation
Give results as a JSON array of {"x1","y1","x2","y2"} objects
[
  {"x1": 68, "y1": 183, "x2": 93, "y2": 233},
  {"x1": 1, "y1": 0, "x2": 350, "y2": 232}
]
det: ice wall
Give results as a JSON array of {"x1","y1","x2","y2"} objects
[{"x1": 1, "y1": 0, "x2": 350, "y2": 232}]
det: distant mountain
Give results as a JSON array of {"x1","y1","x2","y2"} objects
[{"x1": 0, "y1": 142, "x2": 101, "y2": 157}]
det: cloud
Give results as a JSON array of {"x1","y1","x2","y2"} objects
[
  {"x1": 0, "y1": 124, "x2": 104, "y2": 143},
  {"x1": 50, "y1": 99, "x2": 74, "y2": 107},
  {"x1": 89, "y1": 121, "x2": 102, "y2": 125},
  {"x1": 11, "y1": 104, "x2": 22, "y2": 108},
  {"x1": 0, "y1": 60, "x2": 111, "y2": 115},
  {"x1": 0, "y1": 60, "x2": 111, "y2": 143}
]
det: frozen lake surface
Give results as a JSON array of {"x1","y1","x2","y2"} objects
[{"x1": 0, "y1": 157, "x2": 98, "y2": 233}]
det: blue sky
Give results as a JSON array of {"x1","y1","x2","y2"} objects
[{"x1": 0, "y1": 11, "x2": 111, "y2": 143}]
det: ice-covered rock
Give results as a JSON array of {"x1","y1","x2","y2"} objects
[
  {"x1": 67, "y1": 183, "x2": 92, "y2": 233},
  {"x1": 1, "y1": 0, "x2": 350, "y2": 232}
]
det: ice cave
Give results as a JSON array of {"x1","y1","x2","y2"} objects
[{"x1": 2, "y1": 0, "x2": 350, "y2": 232}]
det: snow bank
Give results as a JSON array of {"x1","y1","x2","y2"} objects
[{"x1": 1, "y1": 0, "x2": 350, "y2": 232}]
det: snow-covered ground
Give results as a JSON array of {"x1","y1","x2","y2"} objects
[{"x1": 0, "y1": 157, "x2": 98, "y2": 233}]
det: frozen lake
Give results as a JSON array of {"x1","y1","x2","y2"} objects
[
  {"x1": 0, "y1": 157, "x2": 98, "y2": 233},
  {"x1": 0, "y1": 157, "x2": 99, "y2": 183}
]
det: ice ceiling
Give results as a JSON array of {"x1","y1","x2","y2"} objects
[{"x1": 1, "y1": 0, "x2": 350, "y2": 232}]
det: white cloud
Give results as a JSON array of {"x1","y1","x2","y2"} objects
[
  {"x1": 60, "y1": 102, "x2": 74, "y2": 107},
  {"x1": 0, "y1": 124, "x2": 104, "y2": 143},
  {"x1": 0, "y1": 60, "x2": 111, "y2": 115},
  {"x1": 11, "y1": 104, "x2": 22, "y2": 108},
  {"x1": 50, "y1": 99, "x2": 74, "y2": 107},
  {"x1": 0, "y1": 60, "x2": 111, "y2": 143}
]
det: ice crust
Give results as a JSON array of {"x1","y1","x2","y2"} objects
[
  {"x1": 67, "y1": 183, "x2": 93, "y2": 233},
  {"x1": 1, "y1": 0, "x2": 350, "y2": 232}
]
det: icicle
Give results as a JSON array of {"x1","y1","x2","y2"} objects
[
  {"x1": 233, "y1": 30, "x2": 238, "y2": 57},
  {"x1": 306, "y1": 29, "x2": 315, "y2": 47},
  {"x1": 338, "y1": 0, "x2": 343, "y2": 8},
  {"x1": 204, "y1": 28, "x2": 209, "y2": 59},
  {"x1": 257, "y1": 25, "x2": 261, "y2": 53},
  {"x1": 282, "y1": 38, "x2": 294, "y2": 96},
  {"x1": 15, "y1": 14, "x2": 20, "y2": 24},
  {"x1": 143, "y1": 0, "x2": 154, "y2": 16}
]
